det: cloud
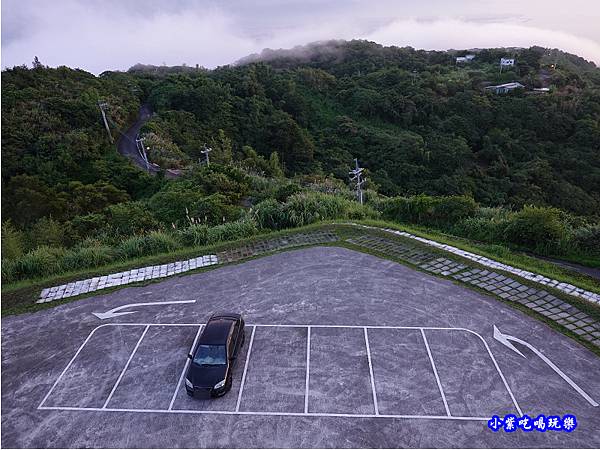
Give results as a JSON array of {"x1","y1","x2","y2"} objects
[
  {"x1": 364, "y1": 19, "x2": 600, "y2": 64},
  {"x1": 1, "y1": 1, "x2": 258, "y2": 73},
  {"x1": 2, "y1": 1, "x2": 599, "y2": 74}
]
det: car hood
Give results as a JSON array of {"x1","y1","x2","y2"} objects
[{"x1": 187, "y1": 363, "x2": 227, "y2": 388}]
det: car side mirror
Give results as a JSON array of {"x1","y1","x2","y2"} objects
[{"x1": 188, "y1": 353, "x2": 193, "y2": 359}]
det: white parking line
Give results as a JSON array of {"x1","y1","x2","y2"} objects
[
  {"x1": 168, "y1": 325, "x2": 203, "y2": 410},
  {"x1": 304, "y1": 326, "x2": 311, "y2": 413},
  {"x1": 38, "y1": 405, "x2": 492, "y2": 421},
  {"x1": 475, "y1": 332, "x2": 523, "y2": 416},
  {"x1": 37, "y1": 325, "x2": 111, "y2": 408},
  {"x1": 235, "y1": 325, "x2": 256, "y2": 412},
  {"x1": 420, "y1": 328, "x2": 451, "y2": 417},
  {"x1": 363, "y1": 327, "x2": 379, "y2": 415},
  {"x1": 102, "y1": 325, "x2": 149, "y2": 409},
  {"x1": 39, "y1": 322, "x2": 521, "y2": 420}
]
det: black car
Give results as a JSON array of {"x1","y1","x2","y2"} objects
[{"x1": 185, "y1": 313, "x2": 245, "y2": 398}]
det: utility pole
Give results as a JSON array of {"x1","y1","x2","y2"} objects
[
  {"x1": 98, "y1": 101, "x2": 113, "y2": 143},
  {"x1": 349, "y1": 158, "x2": 366, "y2": 205},
  {"x1": 135, "y1": 136, "x2": 150, "y2": 170},
  {"x1": 201, "y1": 144, "x2": 212, "y2": 167}
]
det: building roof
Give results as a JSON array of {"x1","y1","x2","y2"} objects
[{"x1": 485, "y1": 82, "x2": 525, "y2": 90}]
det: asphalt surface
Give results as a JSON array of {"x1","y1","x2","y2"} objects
[
  {"x1": 117, "y1": 104, "x2": 156, "y2": 172},
  {"x1": 2, "y1": 247, "x2": 600, "y2": 448},
  {"x1": 116, "y1": 105, "x2": 180, "y2": 178},
  {"x1": 529, "y1": 254, "x2": 600, "y2": 281}
]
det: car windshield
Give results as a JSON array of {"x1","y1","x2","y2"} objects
[{"x1": 193, "y1": 345, "x2": 227, "y2": 366}]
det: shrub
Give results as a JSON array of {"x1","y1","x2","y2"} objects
[
  {"x1": 5, "y1": 246, "x2": 66, "y2": 282},
  {"x1": 379, "y1": 195, "x2": 477, "y2": 228},
  {"x1": 284, "y1": 193, "x2": 344, "y2": 227},
  {"x1": 187, "y1": 194, "x2": 242, "y2": 226},
  {"x1": 176, "y1": 224, "x2": 210, "y2": 247},
  {"x1": 451, "y1": 216, "x2": 509, "y2": 243},
  {"x1": 1, "y1": 259, "x2": 18, "y2": 283},
  {"x1": 69, "y1": 213, "x2": 106, "y2": 241},
  {"x1": 147, "y1": 181, "x2": 205, "y2": 226},
  {"x1": 61, "y1": 245, "x2": 116, "y2": 272},
  {"x1": 275, "y1": 183, "x2": 302, "y2": 202},
  {"x1": 143, "y1": 231, "x2": 181, "y2": 255},
  {"x1": 433, "y1": 196, "x2": 479, "y2": 225},
  {"x1": 253, "y1": 199, "x2": 287, "y2": 229},
  {"x1": 117, "y1": 231, "x2": 181, "y2": 259},
  {"x1": 571, "y1": 225, "x2": 600, "y2": 256},
  {"x1": 116, "y1": 235, "x2": 146, "y2": 260},
  {"x1": 29, "y1": 217, "x2": 69, "y2": 249},
  {"x1": 1, "y1": 220, "x2": 25, "y2": 260},
  {"x1": 104, "y1": 201, "x2": 159, "y2": 236},
  {"x1": 254, "y1": 192, "x2": 378, "y2": 230},
  {"x1": 502, "y1": 206, "x2": 568, "y2": 254},
  {"x1": 206, "y1": 220, "x2": 259, "y2": 244}
]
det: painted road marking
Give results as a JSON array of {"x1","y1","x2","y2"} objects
[
  {"x1": 363, "y1": 327, "x2": 379, "y2": 415},
  {"x1": 39, "y1": 323, "x2": 522, "y2": 420},
  {"x1": 421, "y1": 329, "x2": 450, "y2": 416},
  {"x1": 235, "y1": 325, "x2": 256, "y2": 412},
  {"x1": 494, "y1": 325, "x2": 598, "y2": 407},
  {"x1": 304, "y1": 326, "x2": 311, "y2": 414},
  {"x1": 92, "y1": 300, "x2": 197, "y2": 320},
  {"x1": 168, "y1": 325, "x2": 203, "y2": 410},
  {"x1": 37, "y1": 404, "x2": 493, "y2": 421},
  {"x1": 102, "y1": 325, "x2": 149, "y2": 408}
]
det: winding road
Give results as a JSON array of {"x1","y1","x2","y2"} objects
[{"x1": 117, "y1": 104, "x2": 181, "y2": 178}]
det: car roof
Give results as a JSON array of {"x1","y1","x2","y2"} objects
[{"x1": 198, "y1": 318, "x2": 234, "y2": 345}]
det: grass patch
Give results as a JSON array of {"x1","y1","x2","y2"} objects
[{"x1": 0, "y1": 224, "x2": 336, "y2": 315}]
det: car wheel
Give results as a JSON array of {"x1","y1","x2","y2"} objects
[
  {"x1": 226, "y1": 373, "x2": 233, "y2": 392},
  {"x1": 241, "y1": 331, "x2": 246, "y2": 347}
]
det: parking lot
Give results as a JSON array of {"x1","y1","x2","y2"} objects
[
  {"x1": 39, "y1": 323, "x2": 520, "y2": 420},
  {"x1": 3, "y1": 246, "x2": 600, "y2": 448}
]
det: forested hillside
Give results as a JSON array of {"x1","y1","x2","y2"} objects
[
  {"x1": 2, "y1": 41, "x2": 600, "y2": 282},
  {"x1": 134, "y1": 41, "x2": 600, "y2": 214}
]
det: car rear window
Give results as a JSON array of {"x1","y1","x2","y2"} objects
[{"x1": 193, "y1": 345, "x2": 227, "y2": 366}]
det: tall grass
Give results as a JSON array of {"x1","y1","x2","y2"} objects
[
  {"x1": 2, "y1": 220, "x2": 262, "y2": 284},
  {"x1": 206, "y1": 220, "x2": 258, "y2": 244},
  {"x1": 253, "y1": 192, "x2": 379, "y2": 230},
  {"x1": 2, "y1": 246, "x2": 66, "y2": 283},
  {"x1": 176, "y1": 224, "x2": 210, "y2": 247},
  {"x1": 118, "y1": 231, "x2": 181, "y2": 259},
  {"x1": 61, "y1": 245, "x2": 116, "y2": 272}
]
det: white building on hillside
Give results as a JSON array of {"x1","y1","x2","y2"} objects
[
  {"x1": 484, "y1": 82, "x2": 524, "y2": 94},
  {"x1": 456, "y1": 54, "x2": 476, "y2": 64},
  {"x1": 500, "y1": 58, "x2": 515, "y2": 66}
]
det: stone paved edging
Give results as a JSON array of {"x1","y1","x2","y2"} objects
[
  {"x1": 36, "y1": 231, "x2": 339, "y2": 304},
  {"x1": 348, "y1": 223, "x2": 600, "y2": 306},
  {"x1": 37, "y1": 255, "x2": 219, "y2": 303},
  {"x1": 348, "y1": 234, "x2": 600, "y2": 348},
  {"x1": 217, "y1": 231, "x2": 339, "y2": 263}
]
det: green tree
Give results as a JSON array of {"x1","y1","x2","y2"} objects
[{"x1": 1, "y1": 220, "x2": 25, "y2": 260}]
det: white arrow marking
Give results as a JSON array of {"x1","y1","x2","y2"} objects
[
  {"x1": 494, "y1": 325, "x2": 598, "y2": 407},
  {"x1": 92, "y1": 300, "x2": 196, "y2": 320}
]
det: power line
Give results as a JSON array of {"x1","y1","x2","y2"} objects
[{"x1": 349, "y1": 158, "x2": 366, "y2": 205}]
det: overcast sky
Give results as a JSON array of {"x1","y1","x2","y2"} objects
[{"x1": 2, "y1": 0, "x2": 600, "y2": 74}]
